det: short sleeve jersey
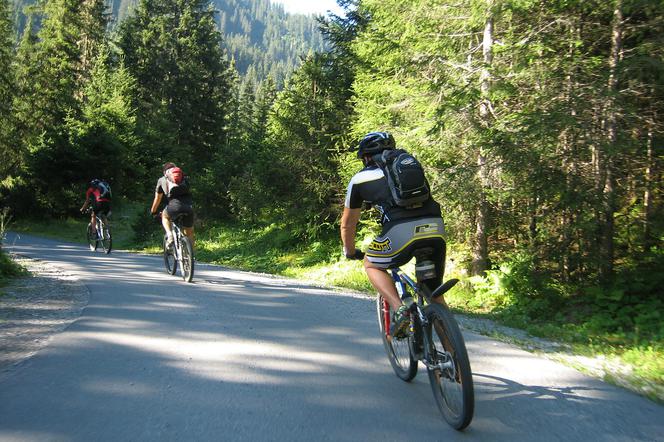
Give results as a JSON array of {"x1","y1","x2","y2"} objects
[
  {"x1": 156, "y1": 176, "x2": 192, "y2": 206},
  {"x1": 344, "y1": 165, "x2": 441, "y2": 227}
]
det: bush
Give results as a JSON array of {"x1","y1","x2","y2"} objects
[
  {"x1": 0, "y1": 208, "x2": 27, "y2": 283},
  {"x1": 0, "y1": 251, "x2": 26, "y2": 282},
  {"x1": 132, "y1": 209, "x2": 162, "y2": 246},
  {"x1": 466, "y1": 252, "x2": 565, "y2": 317}
]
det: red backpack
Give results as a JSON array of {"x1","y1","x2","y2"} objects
[
  {"x1": 165, "y1": 167, "x2": 188, "y2": 197},
  {"x1": 166, "y1": 167, "x2": 184, "y2": 184}
]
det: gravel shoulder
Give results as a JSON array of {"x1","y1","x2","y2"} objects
[
  {"x1": 456, "y1": 315, "x2": 664, "y2": 403},
  {"x1": 1, "y1": 252, "x2": 661, "y2": 404},
  {"x1": 0, "y1": 255, "x2": 89, "y2": 373}
]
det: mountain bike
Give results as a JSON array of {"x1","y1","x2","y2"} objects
[
  {"x1": 375, "y1": 247, "x2": 474, "y2": 430},
  {"x1": 163, "y1": 213, "x2": 194, "y2": 283},
  {"x1": 85, "y1": 209, "x2": 112, "y2": 254}
]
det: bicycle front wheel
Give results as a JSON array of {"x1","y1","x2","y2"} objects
[
  {"x1": 180, "y1": 236, "x2": 194, "y2": 282},
  {"x1": 86, "y1": 223, "x2": 98, "y2": 251},
  {"x1": 164, "y1": 235, "x2": 177, "y2": 275},
  {"x1": 376, "y1": 294, "x2": 417, "y2": 381},
  {"x1": 424, "y1": 303, "x2": 474, "y2": 430},
  {"x1": 101, "y1": 222, "x2": 112, "y2": 254}
]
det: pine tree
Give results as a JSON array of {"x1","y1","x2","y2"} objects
[
  {"x1": 0, "y1": 0, "x2": 15, "y2": 177},
  {"x1": 118, "y1": 0, "x2": 234, "y2": 188}
]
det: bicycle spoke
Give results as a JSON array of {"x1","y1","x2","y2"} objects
[
  {"x1": 424, "y1": 304, "x2": 474, "y2": 430},
  {"x1": 180, "y1": 236, "x2": 194, "y2": 282},
  {"x1": 86, "y1": 223, "x2": 98, "y2": 251}
]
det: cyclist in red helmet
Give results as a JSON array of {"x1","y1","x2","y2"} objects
[{"x1": 150, "y1": 162, "x2": 195, "y2": 247}]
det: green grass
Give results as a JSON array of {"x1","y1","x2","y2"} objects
[{"x1": 195, "y1": 223, "x2": 373, "y2": 292}]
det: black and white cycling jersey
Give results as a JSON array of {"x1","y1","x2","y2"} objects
[{"x1": 344, "y1": 165, "x2": 441, "y2": 227}]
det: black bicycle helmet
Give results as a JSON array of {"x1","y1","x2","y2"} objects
[{"x1": 356, "y1": 132, "x2": 395, "y2": 158}]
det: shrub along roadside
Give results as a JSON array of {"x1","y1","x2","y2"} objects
[
  {"x1": 10, "y1": 215, "x2": 664, "y2": 400},
  {"x1": 0, "y1": 251, "x2": 27, "y2": 287},
  {"x1": 445, "y1": 253, "x2": 664, "y2": 402}
]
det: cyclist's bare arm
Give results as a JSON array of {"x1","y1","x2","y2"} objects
[
  {"x1": 150, "y1": 192, "x2": 163, "y2": 214},
  {"x1": 80, "y1": 195, "x2": 91, "y2": 212},
  {"x1": 341, "y1": 207, "x2": 361, "y2": 257}
]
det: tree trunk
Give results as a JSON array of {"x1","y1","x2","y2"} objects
[
  {"x1": 598, "y1": 0, "x2": 623, "y2": 284},
  {"x1": 559, "y1": 19, "x2": 581, "y2": 282},
  {"x1": 644, "y1": 117, "x2": 655, "y2": 250},
  {"x1": 472, "y1": 0, "x2": 493, "y2": 276}
]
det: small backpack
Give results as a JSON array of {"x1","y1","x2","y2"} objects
[
  {"x1": 164, "y1": 167, "x2": 188, "y2": 197},
  {"x1": 373, "y1": 149, "x2": 430, "y2": 208},
  {"x1": 93, "y1": 179, "x2": 112, "y2": 200}
]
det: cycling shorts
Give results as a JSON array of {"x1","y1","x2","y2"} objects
[
  {"x1": 366, "y1": 217, "x2": 446, "y2": 289},
  {"x1": 92, "y1": 201, "x2": 111, "y2": 217},
  {"x1": 165, "y1": 200, "x2": 194, "y2": 228}
]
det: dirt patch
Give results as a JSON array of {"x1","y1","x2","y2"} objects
[{"x1": 0, "y1": 255, "x2": 89, "y2": 372}]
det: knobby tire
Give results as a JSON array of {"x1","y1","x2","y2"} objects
[
  {"x1": 164, "y1": 235, "x2": 177, "y2": 275},
  {"x1": 376, "y1": 294, "x2": 417, "y2": 381},
  {"x1": 86, "y1": 223, "x2": 98, "y2": 251},
  {"x1": 180, "y1": 236, "x2": 194, "y2": 282},
  {"x1": 424, "y1": 303, "x2": 474, "y2": 430},
  {"x1": 100, "y1": 221, "x2": 112, "y2": 254}
]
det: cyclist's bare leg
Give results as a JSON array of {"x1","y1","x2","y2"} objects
[
  {"x1": 183, "y1": 227, "x2": 195, "y2": 249},
  {"x1": 161, "y1": 211, "x2": 173, "y2": 240},
  {"x1": 90, "y1": 212, "x2": 97, "y2": 234},
  {"x1": 364, "y1": 259, "x2": 402, "y2": 311}
]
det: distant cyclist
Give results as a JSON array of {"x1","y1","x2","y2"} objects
[
  {"x1": 80, "y1": 179, "x2": 112, "y2": 237},
  {"x1": 150, "y1": 162, "x2": 194, "y2": 247},
  {"x1": 341, "y1": 132, "x2": 446, "y2": 337}
]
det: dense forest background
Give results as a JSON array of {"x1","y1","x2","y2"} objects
[
  {"x1": 11, "y1": 0, "x2": 325, "y2": 86},
  {"x1": 1, "y1": 0, "x2": 663, "y2": 348}
]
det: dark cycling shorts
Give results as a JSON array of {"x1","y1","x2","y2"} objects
[
  {"x1": 165, "y1": 200, "x2": 194, "y2": 228},
  {"x1": 366, "y1": 217, "x2": 446, "y2": 291},
  {"x1": 92, "y1": 201, "x2": 111, "y2": 217}
]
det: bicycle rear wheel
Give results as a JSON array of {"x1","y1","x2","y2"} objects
[
  {"x1": 424, "y1": 303, "x2": 474, "y2": 430},
  {"x1": 100, "y1": 221, "x2": 112, "y2": 254},
  {"x1": 86, "y1": 223, "x2": 98, "y2": 251},
  {"x1": 164, "y1": 235, "x2": 177, "y2": 275},
  {"x1": 180, "y1": 236, "x2": 194, "y2": 282},
  {"x1": 376, "y1": 294, "x2": 417, "y2": 381}
]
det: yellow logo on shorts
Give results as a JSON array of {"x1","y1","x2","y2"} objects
[
  {"x1": 414, "y1": 223, "x2": 439, "y2": 235},
  {"x1": 369, "y1": 238, "x2": 392, "y2": 252}
]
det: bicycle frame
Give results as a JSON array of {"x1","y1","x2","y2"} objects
[
  {"x1": 379, "y1": 260, "x2": 474, "y2": 430},
  {"x1": 95, "y1": 216, "x2": 106, "y2": 237},
  {"x1": 171, "y1": 222, "x2": 183, "y2": 261},
  {"x1": 388, "y1": 268, "x2": 455, "y2": 372}
]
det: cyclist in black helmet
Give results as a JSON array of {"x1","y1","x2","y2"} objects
[
  {"x1": 341, "y1": 132, "x2": 446, "y2": 337},
  {"x1": 80, "y1": 179, "x2": 112, "y2": 238}
]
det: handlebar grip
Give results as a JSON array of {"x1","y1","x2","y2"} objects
[{"x1": 346, "y1": 248, "x2": 365, "y2": 260}]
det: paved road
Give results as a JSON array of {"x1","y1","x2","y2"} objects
[{"x1": 2, "y1": 233, "x2": 663, "y2": 441}]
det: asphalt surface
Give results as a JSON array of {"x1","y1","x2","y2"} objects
[{"x1": 2, "y1": 233, "x2": 663, "y2": 441}]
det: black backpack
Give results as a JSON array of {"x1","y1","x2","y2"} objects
[{"x1": 373, "y1": 149, "x2": 430, "y2": 208}]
